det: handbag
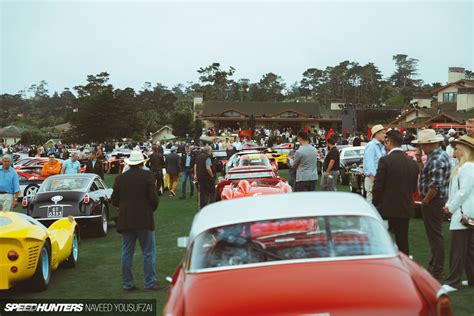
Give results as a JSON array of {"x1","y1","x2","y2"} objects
[{"x1": 458, "y1": 178, "x2": 474, "y2": 229}]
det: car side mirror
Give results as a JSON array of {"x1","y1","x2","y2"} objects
[{"x1": 177, "y1": 236, "x2": 189, "y2": 248}]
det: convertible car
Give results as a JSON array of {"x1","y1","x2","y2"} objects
[
  {"x1": 215, "y1": 166, "x2": 283, "y2": 200},
  {"x1": 165, "y1": 193, "x2": 452, "y2": 316},
  {"x1": 220, "y1": 179, "x2": 291, "y2": 200},
  {"x1": 23, "y1": 174, "x2": 117, "y2": 237},
  {"x1": 0, "y1": 212, "x2": 79, "y2": 291}
]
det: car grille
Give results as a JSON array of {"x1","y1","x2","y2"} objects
[{"x1": 28, "y1": 245, "x2": 40, "y2": 269}]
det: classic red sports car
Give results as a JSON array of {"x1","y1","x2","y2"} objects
[
  {"x1": 164, "y1": 193, "x2": 452, "y2": 316},
  {"x1": 221, "y1": 179, "x2": 292, "y2": 200},
  {"x1": 17, "y1": 170, "x2": 45, "y2": 199},
  {"x1": 215, "y1": 166, "x2": 284, "y2": 200}
]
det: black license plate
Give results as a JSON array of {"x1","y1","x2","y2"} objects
[{"x1": 47, "y1": 205, "x2": 63, "y2": 218}]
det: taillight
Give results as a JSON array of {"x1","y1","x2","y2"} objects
[
  {"x1": 7, "y1": 250, "x2": 19, "y2": 261},
  {"x1": 436, "y1": 294, "x2": 453, "y2": 316},
  {"x1": 84, "y1": 194, "x2": 90, "y2": 204},
  {"x1": 22, "y1": 197, "x2": 28, "y2": 208}
]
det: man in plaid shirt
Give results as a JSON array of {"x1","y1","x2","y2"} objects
[{"x1": 413, "y1": 129, "x2": 451, "y2": 279}]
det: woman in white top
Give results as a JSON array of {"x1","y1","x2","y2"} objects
[{"x1": 442, "y1": 135, "x2": 474, "y2": 292}]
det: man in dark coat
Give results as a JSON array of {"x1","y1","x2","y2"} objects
[
  {"x1": 194, "y1": 146, "x2": 215, "y2": 209},
  {"x1": 165, "y1": 146, "x2": 181, "y2": 197},
  {"x1": 373, "y1": 130, "x2": 419, "y2": 254},
  {"x1": 84, "y1": 150, "x2": 104, "y2": 180},
  {"x1": 112, "y1": 150, "x2": 161, "y2": 291},
  {"x1": 180, "y1": 144, "x2": 195, "y2": 199},
  {"x1": 147, "y1": 146, "x2": 165, "y2": 195}
]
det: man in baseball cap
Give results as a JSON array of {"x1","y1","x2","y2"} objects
[{"x1": 363, "y1": 124, "x2": 386, "y2": 203}]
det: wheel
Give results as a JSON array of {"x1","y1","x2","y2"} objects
[
  {"x1": 30, "y1": 242, "x2": 51, "y2": 291},
  {"x1": 24, "y1": 184, "x2": 39, "y2": 197},
  {"x1": 62, "y1": 231, "x2": 79, "y2": 268},
  {"x1": 95, "y1": 206, "x2": 108, "y2": 237}
]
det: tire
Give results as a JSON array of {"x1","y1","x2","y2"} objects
[
  {"x1": 95, "y1": 206, "x2": 108, "y2": 237},
  {"x1": 30, "y1": 242, "x2": 51, "y2": 291},
  {"x1": 24, "y1": 184, "x2": 40, "y2": 197},
  {"x1": 62, "y1": 231, "x2": 79, "y2": 268}
]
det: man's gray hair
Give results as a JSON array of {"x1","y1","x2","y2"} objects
[
  {"x1": 2, "y1": 154, "x2": 12, "y2": 161},
  {"x1": 203, "y1": 146, "x2": 212, "y2": 154}
]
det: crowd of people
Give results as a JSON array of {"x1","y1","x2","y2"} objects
[{"x1": 0, "y1": 118, "x2": 473, "y2": 292}]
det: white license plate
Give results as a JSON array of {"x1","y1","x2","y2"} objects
[{"x1": 47, "y1": 206, "x2": 63, "y2": 218}]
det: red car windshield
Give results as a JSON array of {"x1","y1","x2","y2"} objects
[{"x1": 189, "y1": 215, "x2": 396, "y2": 271}]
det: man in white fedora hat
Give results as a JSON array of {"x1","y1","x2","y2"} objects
[
  {"x1": 363, "y1": 124, "x2": 386, "y2": 203},
  {"x1": 413, "y1": 129, "x2": 451, "y2": 279},
  {"x1": 112, "y1": 150, "x2": 161, "y2": 291}
]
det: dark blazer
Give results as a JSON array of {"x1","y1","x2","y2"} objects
[
  {"x1": 165, "y1": 152, "x2": 181, "y2": 175},
  {"x1": 147, "y1": 152, "x2": 165, "y2": 174},
  {"x1": 112, "y1": 168, "x2": 159, "y2": 233},
  {"x1": 373, "y1": 150, "x2": 419, "y2": 219},
  {"x1": 180, "y1": 152, "x2": 196, "y2": 171},
  {"x1": 84, "y1": 159, "x2": 104, "y2": 180}
]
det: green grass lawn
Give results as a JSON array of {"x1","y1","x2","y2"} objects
[{"x1": 2, "y1": 170, "x2": 473, "y2": 315}]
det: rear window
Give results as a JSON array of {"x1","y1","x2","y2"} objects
[
  {"x1": 189, "y1": 215, "x2": 395, "y2": 271},
  {"x1": 39, "y1": 177, "x2": 90, "y2": 192}
]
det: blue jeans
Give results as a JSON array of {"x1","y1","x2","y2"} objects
[
  {"x1": 181, "y1": 168, "x2": 194, "y2": 197},
  {"x1": 121, "y1": 229, "x2": 156, "y2": 289}
]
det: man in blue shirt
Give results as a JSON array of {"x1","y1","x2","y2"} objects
[
  {"x1": 0, "y1": 155, "x2": 20, "y2": 211},
  {"x1": 61, "y1": 152, "x2": 81, "y2": 174},
  {"x1": 363, "y1": 124, "x2": 386, "y2": 203},
  {"x1": 180, "y1": 144, "x2": 195, "y2": 199}
]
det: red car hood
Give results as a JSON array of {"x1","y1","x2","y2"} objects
[{"x1": 183, "y1": 257, "x2": 428, "y2": 315}]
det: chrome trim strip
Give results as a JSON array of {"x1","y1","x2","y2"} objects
[
  {"x1": 39, "y1": 204, "x2": 72, "y2": 208},
  {"x1": 35, "y1": 215, "x2": 102, "y2": 220},
  {"x1": 188, "y1": 254, "x2": 397, "y2": 274},
  {"x1": 414, "y1": 201, "x2": 422, "y2": 205},
  {"x1": 436, "y1": 287, "x2": 447, "y2": 298}
]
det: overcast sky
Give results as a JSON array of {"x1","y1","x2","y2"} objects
[{"x1": 1, "y1": 0, "x2": 472, "y2": 95}]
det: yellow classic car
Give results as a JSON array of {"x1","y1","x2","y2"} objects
[
  {"x1": 0, "y1": 212, "x2": 79, "y2": 291},
  {"x1": 264, "y1": 143, "x2": 294, "y2": 167}
]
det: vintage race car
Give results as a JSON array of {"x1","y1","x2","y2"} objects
[
  {"x1": 106, "y1": 150, "x2": 131, "y2": 174},
  {"x1": 23, "y1": 174, "x2": 117, "y2": 237},
  {"x1": 264, "y1": 143, "x2": 294, "y2": 167},
  {"x1": 215, "y1": 166, "x2": 282, "y2": 200},
  {"x1": 17, "y1": 170, "x2": 45, "y2": 200},
  {"x1": 0, "y1": 212, "x2": 79, "y2": 291},
  {"x1": 165, "y1": 193, "x2": 452, "y2": 315}
]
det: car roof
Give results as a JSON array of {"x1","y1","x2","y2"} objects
[
  {"x1": 340, "y1": 146, "x2": 365, "y2": 152},
  {"x1": 46, "y1": 173, "x2": 97, "y2": 180},
  {"x1": 189, "y1": 192, "x2": 382, "y2": 241}
]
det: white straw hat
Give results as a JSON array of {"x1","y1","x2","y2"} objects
[
  {"x1": 124, "y1": 150, "x2": 146, "y2": 165},
  {"x1": 412, "y1": 129, "x2": 445, "y2": 144}
]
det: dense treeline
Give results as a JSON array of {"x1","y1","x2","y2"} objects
[{"x1": 1, "y1": 54, "x2": 471, "y2": 143}]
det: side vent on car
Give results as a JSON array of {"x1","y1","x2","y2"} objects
[{"x1": 28, "y1": 245, "x2": 40, "y2": 269}]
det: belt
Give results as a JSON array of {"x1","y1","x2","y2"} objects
[{"x1": 0, "y1": 192, "x2": 10, "y2": 194}]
